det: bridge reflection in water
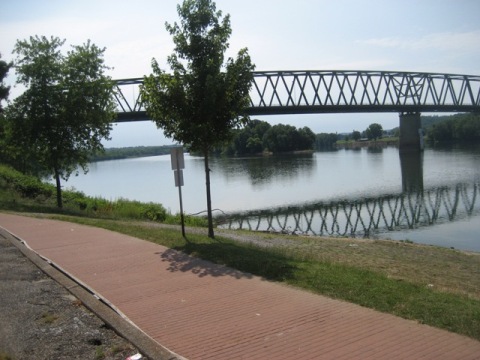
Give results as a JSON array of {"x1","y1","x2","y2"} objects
[{"x1": 217, "y1": 153, "x2": 479, "y2": 238}]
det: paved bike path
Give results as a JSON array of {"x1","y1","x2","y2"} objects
[{"x1": 1, "y1": 213, "x2": 479, "y2": 359}]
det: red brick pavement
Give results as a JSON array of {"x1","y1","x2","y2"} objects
[{"x1": 1, "y1": 213, "x2": 479, "y2": 359}]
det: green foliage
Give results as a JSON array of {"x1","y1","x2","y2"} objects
[
  {"x1": 352, "y1": 130, "x2": 361, "y2": 141},
  {"x1": 365, "y1": 123, "x2": 383, "y2": 140},
  {"x1": 139, "y1": 202, "x2": 168, "y2": 222},
  {"x1": 0, "y1": 53, "x2": 13, "y2": 112},
  {"x1": 223, "y1": 119, "x2": 315, "y2": 155},
  {"x1": 315, "y1": 133, "x2": 338, "y2": 150},
  {"x1": 421, "y1": 115, "x2": 452, "y2": 128},
  {"x1": 141, "y1": 0, "x2": 255, "y2": 238},
  {"x1": 61, "y1": 193, "x2": 168, "y2": 222},
  {"x1": 224, "y1": 119, "x2": 271, "y2": 155},
  {"x1": 0, "y1": 164, "x2": 53, "y2": 198},
  {"x1": 0, "y1": 164, "x2": 212, "y2": 230},
  {"x1": 262, "y1": 123, "x2": 315, "y2": 153},
  {"x1": 165, "y1": 212, "x2": 209, "y2": 227},
  {"x1": 4, "y1": 35, "x2": 116, "y2": 208},
  {"x1": 427, "y1": 113, "x2": 480, "y2": 143},
  {"x1": 141, "y1": 0, "x2": 255, "y2": 153}
]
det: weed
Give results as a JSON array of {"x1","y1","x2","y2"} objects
[
  {"x1": 40, "y1": 312, "x2": 59, "y2": 324},
  {"x1": 0, "y1": 352, "x2": 14, "y2": 360},
  {"x1": 95, "y1": 346, "x2": 105, "y2": 359}
]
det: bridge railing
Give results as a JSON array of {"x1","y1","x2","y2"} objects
[
  {"x1": 113, "y1": 71, "x2": 480, "y2": 121},
  {"x1": 249, "y1": 71, "x2": 480, "y2": 114}
]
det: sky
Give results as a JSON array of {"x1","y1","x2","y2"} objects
[{"x1": 1, "y1": 0, "x2": 479, "y2": 147}]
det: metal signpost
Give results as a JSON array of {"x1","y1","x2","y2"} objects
[{"x1": 171, "y1": 147, "x2": 186, "y2": 237}]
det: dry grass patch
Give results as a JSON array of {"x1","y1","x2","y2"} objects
[{"x1": 274, "y1": 235, "x2": 480, "y2": 300}]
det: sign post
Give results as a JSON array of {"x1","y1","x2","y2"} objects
[{"x1": 171, "y1": 147, "x2": 185, "y2": 237}]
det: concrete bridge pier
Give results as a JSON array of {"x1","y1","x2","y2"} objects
[{"x1": 399, "y1": 112, "x2": 424, "y2": 152}]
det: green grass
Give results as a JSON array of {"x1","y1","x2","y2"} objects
[{"x1": 1, "y1": 164, "x2": 480, "y2": 341}]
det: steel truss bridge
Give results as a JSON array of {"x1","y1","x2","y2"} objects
[
  {"x1": 114, "y1": 70, "x2": 480, "y2": 121},
  {"x1": 216, "y1": 182, "x2": 479, "y2": 238}
]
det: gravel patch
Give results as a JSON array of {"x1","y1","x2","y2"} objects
[{"x1": 0, "y1": 233, "x2": 141, "y2": 360}]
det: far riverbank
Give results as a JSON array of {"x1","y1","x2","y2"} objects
[{"x1": 336, "y1": 137, "x2": 399, "y2": 149}]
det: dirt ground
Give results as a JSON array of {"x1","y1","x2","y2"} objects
[{"x1": 0, "y1": 234, "x2": 142, "y2": 360}]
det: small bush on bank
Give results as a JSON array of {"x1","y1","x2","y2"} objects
[
  {"x1": 140, "y1": 202, "x2": 168, "y2": 222},
  {"x1": 63, "y1": 191, "x2": 169, "y2": 221},
  {"x1": 164, "y1": 212, "x2": 209, "y2": 227}
]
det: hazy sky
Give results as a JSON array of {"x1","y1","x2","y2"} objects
[{"x1": 2, "y1": 0, "x2": 479, "y2": 146}]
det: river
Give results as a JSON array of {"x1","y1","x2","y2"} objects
[{"x1": 62, "y1": 145, "x2": 480, "y2": 252}]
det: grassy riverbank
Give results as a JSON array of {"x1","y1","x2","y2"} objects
[
  {"x1": 1, "y1": 164, "x2": 479, "y2": 341},
  {"x1": 336, "y1": 136, "x2": 399, "y2": 148},
  {"x1": 0, "y1": 164, "x2": 206, "y2": 227}
]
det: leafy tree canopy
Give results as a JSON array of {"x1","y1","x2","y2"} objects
[
  {"x1": 141, "y1": 0, "x2": 255, "y2": 237},
  {"x1": 141, "y1": 0, "x2": 255, "y2": 153},
  {"x1": 3, "y1": 35, "x2": 116, "y2": 207},
  {"x1": 0, "y1": 53, "x2": 13, "y2": 112},
  {"x1": 315, "y1": 132, "x2": 338, "y2": 150},
  {"x1": 427, "y1": 113, "x2": 480, "y2": 143},
  {"x1": 351, "y1": 130, "x2": 361, "y2": 141},
  {"x1": 365, "y1": 123, "x2": 383, "y2": 140},
  {"x1": 223, "y1": 119, "x2": 316, "y2": 155}
]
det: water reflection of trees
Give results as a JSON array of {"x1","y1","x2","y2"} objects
[
  {"x1": 210, "y1": 153, "x2": 317, "y2": 186},
  {"x1": 218, "y1": 182, "x2": 479, "y2": 238}
]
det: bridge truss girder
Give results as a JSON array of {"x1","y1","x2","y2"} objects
[{"x1": 113, "y1": 70, "x2": 480, "y2": 122}]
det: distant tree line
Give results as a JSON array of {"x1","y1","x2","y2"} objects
[
  {"x1": 89, "y1": 145, "x2": 177, "y2": 162},
  {"x1": 222, "y1": 120, "x2": 316, "y2": 155},
  {"x1": 425, "y1": 113, "x2": 480, "y2": 143},
  {"x1": 323, "y1": 123, "x2": 386, "y2": 148}
]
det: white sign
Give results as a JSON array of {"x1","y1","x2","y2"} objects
[
  {"x1": 171, "y1": 147, "x2": 185, "y2": 170},
  {"x1": 174, "y1": 169, "x2": 184, "y2": 187}
]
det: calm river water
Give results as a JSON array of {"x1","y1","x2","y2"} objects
[{"x1": 63, "y1": 145, "x2": 480, "y2": 251}]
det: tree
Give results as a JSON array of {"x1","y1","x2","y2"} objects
[
  {"x1": 0, "y1": 53, "x2": 13, "y2": 164},
  {"x1": 427, "y1": 114, "x2": 480, "y2": 142},
  {"x1": 365, "y1": 123, "x2": 383, "y2": 141},
  {"x1": 226, "y1": 119, "x2": 271, "y2": 155},
  {"x1": 141, "y1": 0, "x2": 255, "y2": 238},
  {"x1": 5, "y1": 36, "x2": 116, "y2": 208},
  {"x1": 0, "y1": 53, "x2": 12, "y2": 112},
  {"x1": 352, "y1": 130, "x2": 361, "y2": 141},
  {"x1": 315, "y1": 133, "x2": 338, "y2": 149}
]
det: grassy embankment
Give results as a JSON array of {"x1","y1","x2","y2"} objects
[
  {"x1": 1, "y1": 164, "x2": 479, "y2": 341},
  {"x1": 0, "y1": 164, "x2": 206, "y2": 227}
]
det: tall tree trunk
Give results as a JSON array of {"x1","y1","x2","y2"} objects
[
  {"x1": 204, "y1": 149, "x2": 214, "y2": 238},
  {"x1": 54, "y1": 167, "x2": 63, "y2": 208}
]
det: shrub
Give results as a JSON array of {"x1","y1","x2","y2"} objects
[
  {"x1": 0, "y1": 165, "x2": 53, "y2": 198},
  {"x1": 63, "y1": 189, "x2": 89, "y2": 210},
  {"x1": 141, "y1": 203, "x2": 167, "y2": 222},
  {"x1": 14, "y1": 177, "x2": 53, "y2": 198}
]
